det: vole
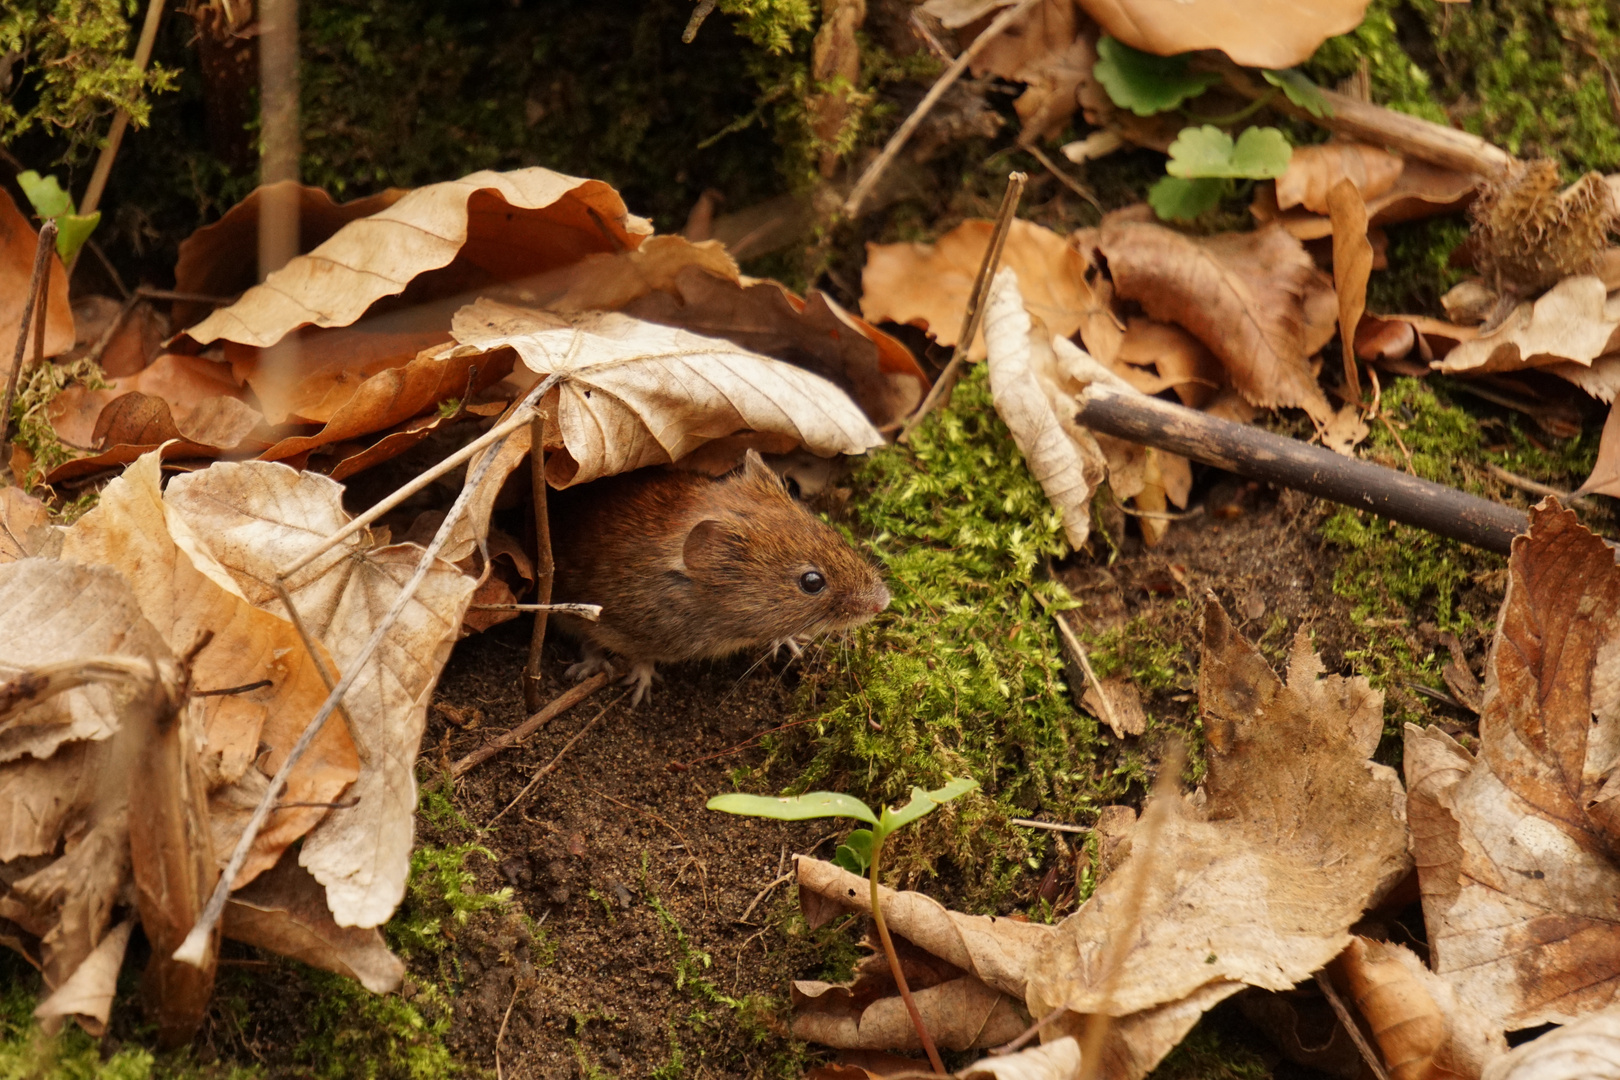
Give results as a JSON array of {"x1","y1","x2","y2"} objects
[{"x1": 549, "y1": 451, "x2": 891, "y2": 704}]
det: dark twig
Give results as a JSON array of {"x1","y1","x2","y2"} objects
[
  {"x1": 488, "y1": 691, "x2": 624, "y2": 825},
  {"x1": 1315, "y1": 971, "x2": 1390, "y2": 1080},
  {"x1": 524, "y1": 410, "x2": 554, "y2": 712},
  {"x1": 1, "y1": 221, "x2": 57, "y2": 448},
  {"x1": 196, "y1": 679, "x2": 273, "y2": 697},
  {"x1": 898, "y1": 171, "x2": 1025, "y2": 443},
  {"x1": 451, "y1": 672, "x2": 608, "y2": 779}
]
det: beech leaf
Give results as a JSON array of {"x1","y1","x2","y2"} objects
[
  {"x1": 1481, "y1": 1006, "x2": 1620, "y2": 1080},
  {"x1": 1275, "y1": 143, "x2": 1404, "y2": 215},
  {"x1": 1431, "y1": 275, "x2": 1620, "y2": 374},
  {"x1": 1166, "y1": 125, "x2": 1292, "y2": 180},
  {"x1": 1080, "y1": 0, "x2": 1370, "y2": 70}
]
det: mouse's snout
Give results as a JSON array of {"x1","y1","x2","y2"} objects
[{"x1": 870, "y1": 582, "x2": 891, "y2": 614}]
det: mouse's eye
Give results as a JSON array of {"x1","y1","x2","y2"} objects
[{"x1": 798, "y1": 570, "x2": 827, "y2": 595}]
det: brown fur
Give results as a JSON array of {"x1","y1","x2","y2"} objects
[{"x1": 549, "y1": 452, "x2": 889, "y2": 697}]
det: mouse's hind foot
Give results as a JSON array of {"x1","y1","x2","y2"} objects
[
  {"x1": 566, "y1": 644, "x2": 615, "y2": 683},
  {"x1": 622, "y1": 662, "x2": 660, "y2": 707}
]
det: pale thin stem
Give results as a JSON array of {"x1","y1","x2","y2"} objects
[
  {"x1": 77, "y1": 0, "x2": 167, "y2": 222},
  {"x1": 843, "y1": 0, "x2": 1040, "y2": 218},
  {"x1": 471, "y1": 603, "x2": 601, "y2": 618},
  {"x1": 870, "y1": 835, "x2": 946, "y2": 1074},
  {"x1": 1051, "y1": 610, "x2": 1123, "y2": 742},
  {"x1": 1008, "y1": 818, "x2": 1091, "y2": 835},
  {"x1": 1315, "y1": 971, "x2": 1390, "y2": 1080},
  {"x1": 487, "y1": 692, "x2": 623, "y2": 826},
  {"x1": 451, "y1": 671, "x2": 609, "y2": 779},
  {"x1": 523, "y1": 409, "x2": 553, "y2": 711}
]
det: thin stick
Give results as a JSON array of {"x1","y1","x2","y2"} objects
[
  {"x1": 472, "y1": 603, "x2": 601, "y2": 618},
  {"x1": 277, "y1": 407, "x2": 534, "y2": 580},
  {"x1": 869, "y1": 836, "x2": 946, "y2": 1073},
  {"x1": 135, "y1": 287, "x2": 236, "y2": 305},
  {"x1": 1023, "y1": 143, "x2": 1101, "y2": 211},
  {"x1": 0, "y1": 221, "x2": 57, "y2": 447},
  {"x1": 86, "y1": 240, "x2": 131, "y2": 300},
  {"x1": 898, "y1": 172, "x2": 1025, "y2": 442},
  {"x1": 488, "y1": 692, "x2": 622, "y2": 826},
  {"x1": 842, "y1": 0, "x2": 1039, "y2": 218},
  {"x1": 1486, "y1": 462, "x2": 1592, "y2": 510},
  {"x1": 523, "y1": 410, "x2": 553, "y2": 712},
  {"x1": 495, "y1": 980, "x2": 522, "y2": 1080},
  {"x1": 451, "y1": 672, "x2": 609, "y2": 779},
  {"x1": 1009, "y1": 818, "x2": 1091, "y2": 835},
  {"x1": 76, "y1": 0, "x2": 167, "y2": 225},
  {"x1": 1051, "y1": 610, "x2": 1124, "y2": 741},
  {"x1": 173, "y1": 380, "x2": 552, "y2": 966},
  {"x1": 1315, "y1": 971, "x2": 1390, "y2": 1080},
  {"x1": 738, "y1": 871, "x2": 795, "y2": 924},
  {"x1": 31, "y1": 261, "x2": 49, "y2": 373}
]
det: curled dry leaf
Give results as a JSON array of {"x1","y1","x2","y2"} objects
[
  {"x1": 862, "y1": 218, "x2": 1122, "y2": 362},
  {"x1": 0, "y1": 187, "x2": 75, "y2": 375},
  {"x1": 1334, "y1": 936, "x2": 1506, "y2": 1080},
  {"x1": 31, "y1": 919, "x2": 133, "y2": 1037},
  {"x1": 60, "y1": 453, "x2": 361, "y2": 885},
  {"x1": 1088, "y1": 220, "x2": 1333, "y2": 422},
  {"x1": 1576, "y1": 401, "x2": 1620, "y2": 497},
  {"x1": 1329, "y1": 179, "x2": 1373, "y2": 394},
  {"x1": 984, "y1": 268, "x2": 1108, "y2": 549},
  {"x1": 792, "y1": 976, "x2": 1028, "y2": 1053},
  {"x1": 1405, "y1": 501, "x2": 1620, "y2": 1031},
  {"x1": 1024, "y1": 600, "x2": 1408, "y2": 1079},
  {"x1": 1481, "y1": 1004, "x2": 1620, "y2": 1080},
  {"x1": 1276, "y1": 143, "x2": 1405, "y2": 215},
  {"x1": 957, "y1": 0, "x2": 1098, "y2": 143},
  {"x1": 956, "y1": 1036, "x2": 1080, "y2": 1080},
  {"x1": 1079, "y1": 0, "x2": 1368, "y2": 69},
  {"x1": 48, "y1": 353, "x2": 250, "y2": 449},
  {"x1": 164, "y1": 461, "x2": 477, "y2": 926},
  {"x1": 1254, "y1": 159, "x2": 1478, "y2": 242},
  {"x1": 1432, "y1": 276, "x2": 1620, "y2": 374},
  {"x1": 0, "y1": 486, "x2": 49, "y2": 564},
  {"x1": 183, "y1": 167, "x2": 650, "y2": 349},
  {"x1": 437, "y1": 300, "x2": 883, "y2": 488}
]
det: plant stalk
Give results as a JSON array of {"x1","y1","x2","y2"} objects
[
  {"x1": 869, "y1": 834, "x2": 946, "y2": 1074},
  {"x1": 0, "y1": 221, "x2": 57, "y2": 450}
]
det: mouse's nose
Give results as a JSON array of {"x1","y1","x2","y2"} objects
[{"x1": 871, "y1": 583, "x2": 891, "y2": 613}]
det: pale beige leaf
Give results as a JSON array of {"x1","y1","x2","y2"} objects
[
  {"x1": 1277, "y1": 144, "x2": 1405, "y2": 215},
  {"x1": 1433, "y1": 276, "x2": 1620, "y2": 374},
  {"x1": 1254, "y1": 159, "x2": 1478, "y2": 242},
  {"x1": 861, "y1": 219, "x2": 1121, "y2": 362},
  {"x1": 957, "y1": 1036, "x2": 1080, "y2": 1080},
  {"x1": 32, "y1": 918, "x2": 132, "y2": 1037},
  {"x1": 1577, "y1": 400, "x2": 1620, "y2": 496},
  {"x1": 1550, "y1": 354, "x2": 1620, "y2": 403},
  {"x1": 1409, "y1": 502, "x2": 1620, "y2": 1030},
  {"x1": 0, "y1": 559, "x2": 170, "y2": 764},
  {"x1": 1025, "y1": 601, "x2": 1407, "y2": 1068},
  {"x1": 1044, "y1": 985, "x2": 1243, "y2": 1080},
  {"x1": 0, "y1": 487, "x2": 49, "y2": 564},
  {"x1": 1083, "y1": 676, "x2": 1146, "y2": 738},
  {"x1": 0, "y1": 739, "x2": 108, "y2": 863},
  {"x1": 921, "y1": 0, "x2": 1012, "y2": 29},
  {"x1": 163, "y1": 461, "x2": 477, "y2": 927},
  {"x1": 1481, "y1": 1005, "x2": 1620, "y2": 1080},
  {"x1": 1077, "y1": 0, "x2": 1368, "y2": 68},
  {"x1": 440, "y1": 301, "x2": 883, "y2": 488},
  {"x1": 1403, "y1": 722, "x2": 1472, "y2": 928},
  {"x1": 1329, "y1": 178, "x2": 1373, "y2": 400},
  {"x1": 792, "y1": 976, "x2": 1027, "y2": 1052},
  {"x1": 184, "y1": 167, "x2": 650, "y2": 348},
  {"x1": 1323, "y1": 402, "x2": 1370, "y2": 457},
  {"x1": 60, "y1": 454, "x2": 360, "y2": 887},
  {"x1": 984, "y1": 269, "x2": 1108, "y2": 549}
]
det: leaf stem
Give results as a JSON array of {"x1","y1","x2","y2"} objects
[
  {"x1": 869, "y1": 832, "x2": 945, "y2": 1074},
  {"x1": 1179, "y1": 88, "x2": 1278, "y2": 127}
]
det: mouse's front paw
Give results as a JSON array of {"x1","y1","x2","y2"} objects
[
  {"x1": 769, "y1": 634, "x2": 811, "y2": 660},
  {"x1": 623, "y1": 662, "x2": 660, "y2": 707},
  {"x1": 566, "y1": 646, "x2": 614, "y2": 682}
]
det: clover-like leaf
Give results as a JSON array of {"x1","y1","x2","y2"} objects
[
  {"x1": 877, "y1": 778, "x2": 980, "y2": 838},
  {"x1": 707, "y1": 791, "x2": 880, "y2": 826},
  {"x1": 1166, "y1": 125, "x2": 1292, "y2": 179},
  {"x1": 1149, "y1": 176, "x2": 1227, "y2": 221},
  {"x1": 16, "y1": 170, "x2": 100, "y2": 263},
  {"x1": 1262, "y1": 68, "x2": 1332, "y2": 118},
  {"x1": 1093, "y1": 36, "x2": 1221, "y2": 117}
]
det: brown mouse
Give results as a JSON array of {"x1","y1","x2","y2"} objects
[{"x1": 548, "y1": 450, "x2": 890, "y2": 704}]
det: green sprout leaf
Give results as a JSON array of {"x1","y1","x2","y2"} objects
[
  {"x1": 15, "y1": 170, "x2": 100, "y2": 263},
  {"x1": 1147, "y1": 176, "x2": 1227, "y2": 221},
  {"x1": 876, "y1": 777, "x2": 980, "y2": 837},
  {"x1": 706, "y1": 791, "x2": 879, "y2": 826},
  {"x1": 1166, "y1": 125, "x2": 1292, "y2": 179},
  {"x1": 834, "y1": 829, "x2": 875, "y2": 875},
  {"x1": 1093, "y1": 36, "x2": 1221, "y2": 117},
  {"x1": 1262, "y1": 68, "x2": 1332, "y2": 118}
]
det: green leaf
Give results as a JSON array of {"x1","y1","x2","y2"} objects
[
  {"x1": 833, "y1": 829, "x2": 875, "y2": 875},
  {"x1": 706, "y1": 791, "x2": 879, "y2": 825},
  {"x1": 16, "y1": 171, "x2": 75, "y2": 219},
  {"x1": 1166, "y1": 125, "x2": 1292, "y2": 179},
  {"x1": 1147, "y1": 176, "x2": 1227, "y2": 221},
  {"x1": 53, "y1": 212, "x2": 100, "y2": 264},
  {"x1": 876, "y1": 777, "x2": 980, "y2": 837},
  {"x1": 1093, "y1": 36, "x2": 1222, "y2": 117},
  {"x1": 1262, "y1": 68, "x2": 1332, "y2": 119}
]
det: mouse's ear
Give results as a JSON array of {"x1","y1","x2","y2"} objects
[
  {"x1": 741, "y1": 449, "x2": 778, "y2": 485},
  {"x1": 682, "y1": 519, "x2": 736, "y2": 581}
]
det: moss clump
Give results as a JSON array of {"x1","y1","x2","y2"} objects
[
  {"x1": 386, "y1": 843, "x2": 513, "y2": 963},
  {"x1": 784, "y1": 365, "x2": 1120, "y2": 905},
  {"x1": 10, "y1": 354, "x2": 109, "y2": 495},
  {"x1": 1307, "y1": 0, "x2": 1449, "y2": 122}
]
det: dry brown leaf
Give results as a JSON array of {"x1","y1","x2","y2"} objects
[
  {"x1": 1277, "y1": 143, "x2": 1405, "y2": 216},
  {"x1": 1077, "y1": 0, "x2": 1367, "y2": 68},
  {"x1": 1083, "y1": 676, "x2": 1146, "y2": 738},
  {"x1": 955, "y1": 0, "x2": 1098, "y2": 143},
  {"x1": 1432, "y1": 276, "x2": 1620, "y2": 374},
  {"x1": 437, "y1": 300, "x2": 883, "y2": 488},
  {"x1": 1577, "y1": 401, "x2": 1620, "y2": 497},
  {"x1": 862, "y1": 219, "x2": 1121, "y2": 362},
  {"x1": 0, "y1": 187, "x2": 74, "y2": 376},
  {"x1": 1091, "y1": 220, "x2": 1332, "y2": 421},
  {"x1": 172, "y1": 181, "x2": 407, "y2": 330},
  {"x1": 31, "y1": 919, "x2": 132, "y2": 1037},
  {"x1": 957, "y1": 1036, "x2": 1080, "y2": 1080},
  {"x1": 1254, "y1": 159, "x2": 1478, "y2": 242},
  {"x1": 792, "y1": 976, "x2": 1028, "y2": 1053},
  {"x1": 1356, "y1": 316, "x2": 1420, "y2": 362},
  {"x1": 1322, "y1": 403, "x2": 1371, "y2": 457},
  {"x1": 224, "y1": 852, "x2": 404, "y2": 993},
  {"x1": 1335, "y1": 936, "x2": 1507, "y2": 1080},
  {"x1": 1481, "y1": 1005, "x2": 1620, "y2": 1080},
  {"x1": 1405, "y1": 501, "x2": 1620, "y2": 1030},
  {"x1": 1025, "y1": 600, "x2": 1408, "y2": 1078},
  {"x1": 1115, "y1": 318, "x2": 1224, "y2": 410},
  {"x1": 60, "y1": 453, "x2": 361, "y2": 885},
  {"x1": 0, "y1": 486, "x2": 49, "y2": 564},
  {"x1": 809, "y1": 0, "x2": 865, "y2": 176},
  {"x1": 40, "y1": 392, "x2": 268, "y2": 485},
  {"x1": 48, "y1": 353, "x2": 250, "y2": 449},
  {"x1": 163, "y1": 461, "x2": 476, "y2": 926},
  {"x1": 67, "y1": 298, "x2": 167, "y2": 378},
  {"x1": 183, "y1": 167, "x2": 650, "y2": 349},
  {"x1": 984, "y1": 269, "x2": 1108, "y2": 549},
  {"x1": 1329, "y1": 178, "x2": 1374, "y2": 400},
  {"x1": 1550, "y1": 353, "x2": 1620, "y2": 403}
]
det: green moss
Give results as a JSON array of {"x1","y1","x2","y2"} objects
[
  {"x1": 1147, "y1": 1021, "x2": 1269, "y2": 1080},
  {"x1": 1086, "y1": 615, "x2": 1194, "y2": 695},
  {"x1": 292, "y1": 973, "x2": 455, "y2": 1080},
  {"x1": 10, "y1": 354, "x2": 110, "y2": 495},
  {"x1": 1307, "y1": 0, "x2": 1449, "y2": 122},
  {"x1": 1366, "y1": 217, "x2": 1471, "y2": 314},
  {"x1": 386, "y1": 843, "x2": 512, "y2": 962}
]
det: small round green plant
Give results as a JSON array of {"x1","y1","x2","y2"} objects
[{"x1": 707, "y1": 777, "x2": 978, "y2": 1074}]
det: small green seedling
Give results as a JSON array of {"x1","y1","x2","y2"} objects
[
  {"x1": 16, "y1": 171, "x2": 100, "y2": 264},
  {"x1": 708, "y1": 778, "x2": 978, "y2": 1074}
]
